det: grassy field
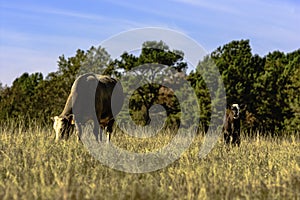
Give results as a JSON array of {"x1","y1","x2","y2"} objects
[{"x1": 0, "y1": 122, "x2": 299, "y2": 200}]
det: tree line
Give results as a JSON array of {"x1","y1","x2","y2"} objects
[{"x1": 0, "y1": 40, "x2": 299, "y2": 135}]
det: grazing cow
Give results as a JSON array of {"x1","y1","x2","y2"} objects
[
  {"x1": 52, "y1": 73, "x2": 123, "y2": 142},
  {"x1": 223, "y1": 103, "x2": 241, "y2": 146}
]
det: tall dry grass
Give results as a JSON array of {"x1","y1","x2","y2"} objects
[{"x1": 0, "y1": 121, "x2": 299, "y2": 199}]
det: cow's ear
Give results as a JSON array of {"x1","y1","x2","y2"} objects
[{"x1": 51, "y1": 116, "x2": 58, "y2": 122}]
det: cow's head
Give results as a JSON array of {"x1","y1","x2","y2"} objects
[
  {"x1": 231, "y1": 104, "x2": 240, "y2": 119},
  {"x1": 52, "y1": 115, "x2": 74, "y2": 140}
]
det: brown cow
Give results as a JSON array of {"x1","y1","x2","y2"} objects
[
  {"x1": 223, "y1": 104, "x2": 241, "y2": 146},
  {"x1": 52, "y1": 73, "x2": 123, "y2": 142}
]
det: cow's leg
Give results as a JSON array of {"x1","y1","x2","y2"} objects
[
  {"x1": 106, "y1": 120, "x2": 114, "y2": 143},
  {"x1": 106, "y1": 130, "x2": 110, "y2": 143},
  {"x1": 76, "y1": 123, "x2": 82, "y2": 142},
  {"x1": 93, "y1": 121, "x2": 100, "y2": 142},
  {"x1": 100, "y1": 126, "x2": 110, "y2": 144},
  {"x1": 103, "y1": 127, "x2": 109, "y2": 144}
]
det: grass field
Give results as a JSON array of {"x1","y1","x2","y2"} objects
[{"x1": 0, "y1": 122, "x2": 299, "y2": 200}]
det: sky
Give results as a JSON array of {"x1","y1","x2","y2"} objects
[{"x1": 1, "y1": 0, "x2": 299, "y2": 86}]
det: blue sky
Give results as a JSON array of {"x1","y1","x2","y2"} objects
[{"x1": 1, "y1": 0, "x2": 299, "y2": 86}]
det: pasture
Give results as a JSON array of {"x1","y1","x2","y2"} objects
[{"x1": 0, "y1": 121, "x2": 299, "y2": 200}]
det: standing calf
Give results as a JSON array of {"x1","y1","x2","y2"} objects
[{"x1": 223, "y1": 104, "x2": 241, "y2": 146}]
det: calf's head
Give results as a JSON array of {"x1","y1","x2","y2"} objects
[
  {"x1": 231, "y1": 104, "x2": 240, "y2": 119},
  {"x1": 52, "y1": 115, "x2": 74, "y2": 140}
]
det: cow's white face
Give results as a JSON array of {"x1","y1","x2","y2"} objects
[
  {"x1": 231, "y1": 104, "x2": 240, "y2": 119},
  {"x1": 52, "y1": 115, "x2": 74, "y2": 140},
  {"x1": 53, "y1": 116, "x2": 66, "y2": 140}
]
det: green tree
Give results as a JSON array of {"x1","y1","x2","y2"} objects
[
  {"x1": 0, "y1": 72, "x2": 43, "y2": 123},
  {"x1": 283, "y1": 50, "x2": 300, "y2": 132},
  {"x1": 113, "y1": 40, "x2": 187, "y2": 127},
  {"x1": 79, "y1": 46, "x2": 113, "y2": 75},
  {"x1": 210, "y1": 40, "x2": 265, "y2": 133},
  {"x1": 211, "y1": 40, "x2": 258, "y2": 105},
  {"x1": 188, "y1": 57, "x2": 212, "y2": 132},
  {"x1": 255, "y1": 51, "x2": 298, "y2": 134}
]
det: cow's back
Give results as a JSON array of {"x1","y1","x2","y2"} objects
[
  {"x1": 69, "y1": 73, "x2": 123, "y2": 126},
  {"x1": 71, "y1": 73, "x2": 100, "y2": 123}
]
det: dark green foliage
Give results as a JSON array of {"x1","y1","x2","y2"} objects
[
  {"x1": 0, "y1": 39, "x2": 299, "y2": 135},
  {"x1": 112, "y1": 41, "x2": 186, "y2": 127},
  {"x1": 0, "y1": 73, "x2": 43, "y2": 123},
  {"x1": 188, "y1": 40, "x2": 299, "y2": 134}
]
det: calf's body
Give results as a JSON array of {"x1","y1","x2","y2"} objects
[{"x1": 223, "y1": 104, "x2": 241, "y2": 146}]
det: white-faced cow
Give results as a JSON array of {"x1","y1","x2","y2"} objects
[
  {"x1": 52, "y1": 73, "x2": 123, "y2": 142},
  {"x1": 223, "y1": 103, "x2": 241, "y2": 146}
]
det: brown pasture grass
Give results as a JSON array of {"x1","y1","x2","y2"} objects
[{"x1": 0, "y1": 121, "x2": 299, "y2": 200}]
